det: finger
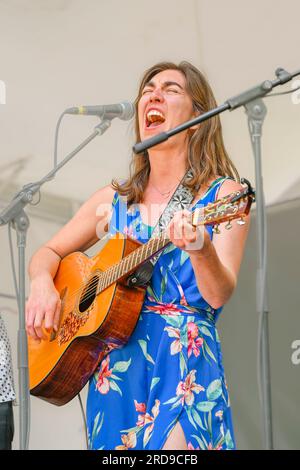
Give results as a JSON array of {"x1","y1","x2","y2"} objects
[
  {"x1": 168, "y1": 219, "x2": 176, "y2": 242},
  {"x1": 173, "y1": 209, "x2": 190, "y2": 219},
  {"x1": 53, "y1": 299, "x2": 62, "y2": 332},
  {"x1": 167, "y1": 210, "x2": 189, "y2": 235},
  {"x1": 181, "y1": 219, "x2": 197, "y2": 243},
  {"x1": 170, "y1": 215, "x2": 190, "y2": 245},
  {"x1": 170, "y1": 224, "x2": 186, "y2": 249},
  {"x1": 44, "y1": 308, "x2": 55, "y2": 332},
  {"x1": 181, "y1": 209, "x2": 191, "y2": 219},
  {"x1": 33, "y1": 310, "x2": 47, "y2": 340},
  {"x1": 26, "y1": 308, "x2": 40, "y2": 341},
  {"x1": 185, "y1": 223, "x2": 205, "y2": 251},
  {"x1": 173, "y1": 218, "x2": 185, "y2": 242}
]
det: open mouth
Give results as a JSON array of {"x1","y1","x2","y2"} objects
[{"x1": 145, "y1": 109, "x2": 166, "y2": 129}]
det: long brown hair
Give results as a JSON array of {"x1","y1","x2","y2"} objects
[{"x1": 112, "y1": 61, "x2": 239, "y2": 205}]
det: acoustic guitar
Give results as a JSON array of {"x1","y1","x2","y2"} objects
[{"x1": 28, "y1": 179, "x2": 255, "y2": 406}]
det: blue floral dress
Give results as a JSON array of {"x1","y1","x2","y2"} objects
[{"x1": 86, "y1": 177, "x2": 236, "y2": 450}]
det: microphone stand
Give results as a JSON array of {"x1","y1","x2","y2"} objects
[
  {"x1": 0, "y1": 119, "x2": 112, "y2": 450},
  {"x1": 133, "y1": 66, "x2": 300, "y2": 450}
]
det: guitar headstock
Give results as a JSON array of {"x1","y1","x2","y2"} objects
[{"x1": 192, "y1": 178, "x2": 255, "y2": 233}]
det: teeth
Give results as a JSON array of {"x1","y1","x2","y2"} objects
[{"x1": 146, "y1": 109, "x2": 165, "y2": 123}]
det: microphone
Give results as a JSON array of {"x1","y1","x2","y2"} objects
[{"x1": 65, "y1": 100, "x2": 134, "y2": 121}]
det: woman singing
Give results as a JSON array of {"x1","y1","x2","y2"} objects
[{"x1": 26, "y1": 61, "x2": 250, "y2": 450}]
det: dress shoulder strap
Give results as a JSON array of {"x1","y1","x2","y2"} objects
[
  {"x1": 214, "y1": 176, "x2": 234, "y2": 201},
  {"x1": 111, "y1": 191, "x2": 120, "y2": 209},
  {"x1": 203, "y1": 176, "x2": 234, "y2": 202}
]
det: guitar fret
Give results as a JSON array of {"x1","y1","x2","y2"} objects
[
  {"x1": 106, "y1": 269, "x2": 112, "y2": 288},
  {"x1": 153, "y1": 237, "x2": 159, "y2": 253},
  {"x1": 136, "y1": 247, "x2": 143, "y2": 266},
  {"x1": 123, "y1": 255, "x2": 130, "y2": 274},
  {"x1": 109, "y1": 266, "x2": 115, "y2": 284},
  {"x1": 143, "y1": 241, "x2": 149, "y2": 259},
  {"x1": 122, "y1": 256, "x2": 130, "y2": 276},
  {"x1": 140, "y1": 243, "x2": 147, "y2": 264},
  {"x1": 118, "y1": 258, "x2": 126, "y2": 278},
  {"x1": 115, "y1": 261, "x2": 121, "y2": 280},
  {"x1": 152, "y1": 239, "x2": 157, "y2": 254},
  {"x1": 107, "y1": 267, "x2": 113, "y2": 286},
  {"x1": 150, "y1": 238, "x2": 157, "y2": 255},
  {"x1": 138, "y1": 246, "x2": 144, "y2": 264},
  {"x1": 126, "y1": 252, "x2": 133, "y2": 272},
  {"x1": 163, "y1": 233, "x2": 169, "y2": 247},
  {"x1": 132, "y1": 248, "x2": 138, "y2": 269},
  {"x1": 112, "y1": 264, "x2": 118, "y2": 283},
  {"x1": 100, "y1": 271, "x2": 107, "y2": 292},
  {"x1": 155, "y1": 236, "x2": 160, "y2": 253},
  {"x1": 132, "y1": 246, "x2": 139, "y2": 268},
  {"x1": 98, "y1": 275, "x2": 103, "y2": 293}
]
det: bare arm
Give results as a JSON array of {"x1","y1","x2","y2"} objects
[
  {"x1": 169, "y1": 179, "x2": 251, "y2": 309},
  {"x1": 26, "y1": 184, "x2": 115, "y2": 340}
]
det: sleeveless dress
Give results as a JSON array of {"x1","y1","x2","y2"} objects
[{"x1": 86, "y1": 177, "x2": 236, "y2": 450}]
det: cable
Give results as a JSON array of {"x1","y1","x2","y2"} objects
[
  {"x1": 28, "y1": 190, "x2": 41, "y2": 207},
  {"x1": 77, "y1": 393, "x2": 89, "y2": 449},
  {"x1": 265, "y1": 85, "x2": 300, "y2": 98}
]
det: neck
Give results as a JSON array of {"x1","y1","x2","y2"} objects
[{"x1": 147, "y1": 143, "x2": 188, "y2": 190}]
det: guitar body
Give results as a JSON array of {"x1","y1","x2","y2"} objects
[{"x1": 28, "y1": 234, "x2": 146, "y2": 406}]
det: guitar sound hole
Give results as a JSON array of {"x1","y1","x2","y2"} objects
[{"x1": 79, "y1": 275, "x2": 99, "y2": 313}]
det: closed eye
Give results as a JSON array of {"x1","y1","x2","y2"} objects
[{"x1": 141, "y1": 89, "x2": 153, "y2": 95}]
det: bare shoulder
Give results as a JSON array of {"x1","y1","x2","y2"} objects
[
  {"x1": 86, "y1": 184, "x2": 116, "y2": 207},
  {"x1": 217, "y1": 178, "x2": 244, "y2": 199},
  {"x1": 194, "y1": 175, "x2": 239, "y2": 201}
]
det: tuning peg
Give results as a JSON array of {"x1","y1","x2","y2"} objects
[
  {"x1": 237, "y1": 216, "x2": 246, "y2": 226},
  {"x1": 225, "y1": 220, "x2": 233, "y2": 230},
  {"x1": 212, "y1": 224, "x2": 221, "y2": 234}
]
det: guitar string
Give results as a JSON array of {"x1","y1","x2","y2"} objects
[
  {"x1": 53, "y1": 195, "x2": 246, "y2": 314},
  {"x1": 48, "y1": 193, "x2": 247, "y2": 315}
]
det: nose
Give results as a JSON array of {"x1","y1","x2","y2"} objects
[{"x1": 149, "y1": 87, "x2": 164, "y2": 102}]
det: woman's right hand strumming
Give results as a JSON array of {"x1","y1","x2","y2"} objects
[{"x1": 26, "y1": 272, "x2": 62, "y2": 341}]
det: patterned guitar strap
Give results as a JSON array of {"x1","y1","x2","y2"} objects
[{"x1": 126, "y1": 168, "x2": 198, "y2": 288}]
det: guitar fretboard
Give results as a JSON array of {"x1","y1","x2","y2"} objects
[{"x1": 96, "y1": 232, "x2": 170, "y2": 293}]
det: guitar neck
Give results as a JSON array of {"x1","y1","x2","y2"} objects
[{"x1": 97, "y1": 232, "x2": 170, "y2": 293}]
